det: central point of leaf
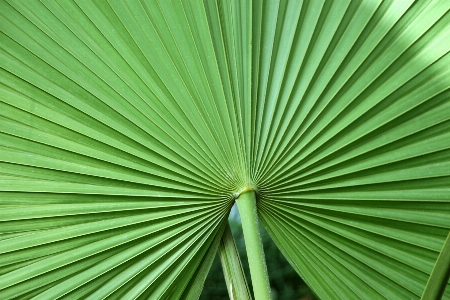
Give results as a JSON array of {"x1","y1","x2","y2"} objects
[{"x1": 233, "y1": 185, "x2": 254, "y2": 200}]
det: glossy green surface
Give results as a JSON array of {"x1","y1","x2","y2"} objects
[{"x1": 0, "y1": 0, "x2": 449, "y2": 299}]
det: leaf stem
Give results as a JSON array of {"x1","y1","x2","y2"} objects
[
  {"x1": 421, "y1": 231, "x2": 450, "y2": 300},
  {"x1": 218, "y1": 223, "x2": 252, "y2": 300},
  {"x1": 236, "y1": 190, "x2": 271, "y2": 300}
]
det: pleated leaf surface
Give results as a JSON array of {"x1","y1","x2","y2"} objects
[{"x1": 0, "y1": 0, "x2": 449, "y2": 299}]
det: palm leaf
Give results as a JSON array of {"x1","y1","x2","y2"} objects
[{"x1": 1, "y1": 0, "x2": 449, "y2": 299}]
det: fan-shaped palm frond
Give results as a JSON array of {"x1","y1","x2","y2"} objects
[{"x1": 1, "y1": 0, "x2": 449, "y2": 299}]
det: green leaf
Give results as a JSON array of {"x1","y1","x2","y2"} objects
[{"x1": 1, "y1": 0, "x2": 449, "y2": 299}]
